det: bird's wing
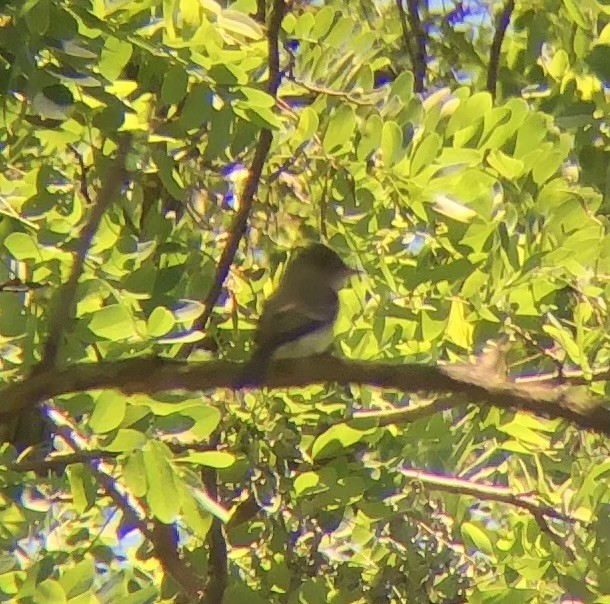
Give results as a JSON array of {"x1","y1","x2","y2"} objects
[{"x1": 254, "y1": 286, "x2": 338, "y2": 351}]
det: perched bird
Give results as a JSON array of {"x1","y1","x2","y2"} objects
[{"x1": 240, "y1": 243, "x2": 356, "y2": 385}]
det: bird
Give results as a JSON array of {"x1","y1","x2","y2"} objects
[{"x1": 239, "y1": 243, "x2": 356, "y2": 385}]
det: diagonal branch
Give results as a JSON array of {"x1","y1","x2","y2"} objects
[
  {"x1": 401, "y1": 467, "x2": 574, "y2": 523},
  {"x1": 486, "y1": 0, "x2": 515, "y2": 99},
  {"x1": 183, "y1": 0, "x2": 286, "y2": 357},
  {"x1": 40, "y1": 137, "x2": 130, "y2": 370},
  {"x1": 400, "y1": 467, "x2": 578, "y2": 556},
  {"x1": 50, "y1": 418, "x2": 205, "y2": 600}
]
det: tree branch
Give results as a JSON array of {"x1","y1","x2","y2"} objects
[
  {"x1": 486, "y1": 0, "x2": 515, "y2": 99},
  {"x1": 3, "y1": 356, "x2": 610, "y2": 435},
  {"x1": 401, "y1": 468, "x2": 573, "y2": 523},
  {"x1": 49, "y1": 416, "x2": 206, "y2": 601},
  {"x1": 40, "y1": 137, "x2": 130, "y2": 370},
  {"x1": 4, "y1": 442, "x2": 215, "y2": 474},
  {"x1": 201, "y1": 435, "x2": 227, "y2": 604},
  {"x1": 400, "y1": 467, "x2": 578, "y2": 557},
  {"x1": 183, "y1": 0, "x2": 286, "y2": 356},
  {"x1": 396, "y1": 0, "x2": 426, "y2": 93}
]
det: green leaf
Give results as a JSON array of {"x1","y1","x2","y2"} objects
[
  {"x1": 58, "y1": 558, "x2": 95, "y2": 598},
  {"x1": 175, "y1": 451, "x2": 235, "y2": 468},
  {"x1": 432, "y1": 195, "x2": 477, "y2": 223},
  {"x1": 209, "y1": 63, "x2": 246, "y2": 85},
  {"x1": 99, "y1": 37, "x2": 132, "y2": 81},
  {"x1": 562, "y1": 0, "x2": 588, "y2": 27},
  {"x1": 144, "y1": 441, "x2": 180, "y2": 523},
  {"x1": 486, "y1": 150, "x2": 524, "y2": 179},
  {"x1": 67, "y1": 464, "x2": 96, "y2": 514},
  {"x1": 122, "y1": 450, "x2": 148, "y2": 498},
  {"x1": 598, "y1": 22, "x2": 610, "y2": 44},
  {"x1": 411, "y1": 133, "x2": 441, "y2": 175},
  {"x1": 147, "y1": 306, "x2": 175, "y2": 338},
  {"x1": 390, "y1": 71, "x2": 414, "y2": 104},
  {"x1": 357, "y1": 113, "x2": 382, "y2": 161},
  {"x1": 161, "y1": 66, "x2": 188, "y2": 105},
  {"x1": 381, "y1": 120, "x2": 402, "y2": 168},
  {"x1": 445, "y1": 298, "x2": 474, "y2": 348},
  {"x1": 88, "y1": 391, "x2": 126, "y2": 434},
  {"x1": 239, "y1": 87, "x2": 275, "y2": 108},
  {"x1": 34, "y1": 579, "x2": 66, "y2": 604},
  {"x1": 311, "y1": 423, "x2": 373, "y2": 460},
  {"x1": 294, "y1": 107, "x2": 319, "y2": 148},
  {"x1": 542, "y1": 318, "x2": 581, "y2": 364},
  {"x1": 532, "y1": 150, "x2": 565, "y2": 184},
  {"x1": 325, "y1": 17, "x2": 354, "y2": 48},
  {"x1": 547, "y1": 49, "x2": 570, "y2": 80},
  {"x1": 311, "y1": 6, "x2": 335, "y2": 38},
  {"x1": 446, "y1": 91, "x2": 491, "y2": 137},
  {"x1": 173, "y1": 300, "x2": 205, "y2": 322},
  {"x1": 4, "y1": 232, "x2": 39, "y2": 260},
  {"x1": 190, "y1": 487, "x2": 229, "y2": 523},
  {"x1": 293, "y1": 471, "x2": 321, "y2": 496},
  {"x1": 179, "y1": 83, "x2": 214, "y2": 129},
  {"x1": 294, "y1": 11, "x2": 315, "y2": 37},
  {"x1": 88, "y1": 305, "x2": 137, "y2": 340},
  {"x1": 179, "y1": 482, "x2": 213, "y2": 539},
  {"x1": 498, "y1": 416, "x2": 552, "y2": 449},
  {"x1": 119, "y1": 587, "x2": 159, "y2": 604},
  {"x1": 157, "y1": 330, "x2": 205, "y2": 344},
  {"x1": 322, "y1": 104, "x2": 356, "y2": 155},
  {"x1": 32, "y1": 84, "x2": 74, "y2": 120},
  {"x1": 461, "y1": 522, "x2": 494, "y2": 556},
  {"x1": 24, "y1": 0, "x2": 50, "y2": 35},
  {"x1": 103, "y1": 429, "x2": 147, "y2": 452},
  {"x1": 218, "y1": 9, "x2": 263, "y2": 39}
]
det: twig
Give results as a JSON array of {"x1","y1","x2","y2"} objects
[
  {"x1": 486, "y1": 0, "x2": 515, "y2": 99},
  {"x1": 254, "y1": 0, "x2": 266, "y2": 23},
  {"x1": 50, "y1": 415, "x2": 206, "y2": 601},
  {"x1": 319, "y1": 167, "x2": 331, "y2": 239},
  {"x1": 39, "y1": 137, "x2": 130, "y2": 370},
  {"x1": 4, "y1": 442, "x2": 215, "y2": 474},
  {"x1": 5, "y1": 356, "x2": 610, "y2": 435},
  {"x1": 266, "y1": 143, "x2": 307, "y2": 184},
  {"x1": 288, "y1": 77, "x2": 381, "y2": 106},
  {"x1": 401, "y1": 468, "x2": 574, "y2": 524},
  {"x1": 401, "y1": 467, "x2": 577, "y2": 559},
  {"x1": 182, "y1": 0, "x2": 286, "y2": 357},
  {"x1": 201, "y1": 434, "x2": 227, "y2": 604},
  {"x1": 68, "y1": 144, "x2": 94, "y2": 205},
  {"x1": 151, "y1": 521, "x2": 204, "y2": 602},
  {"x1": 396, "y1": 0, "x2": 426, "y2": 93}
]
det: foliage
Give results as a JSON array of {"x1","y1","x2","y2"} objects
[{"x1": 1, "y1": 0, "x2": 610, "y2": 602}]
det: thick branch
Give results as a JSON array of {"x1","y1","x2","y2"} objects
[
  {"x1": 3, "y1": 356, "x2": 610, "y2": 435},
  {"x1": 486, "y1": 0, "x2": 515, "y2": 99},
  {"x1": 184, "y1": 0, "x2": 286, "y2": 355}
]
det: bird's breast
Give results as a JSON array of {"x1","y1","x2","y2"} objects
[{"x1": 272, "y1": 325, "x2": 335, "y2": 359}]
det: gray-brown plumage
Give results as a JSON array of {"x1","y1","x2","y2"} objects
[{"x1": 240, "y1": 244, "x2": 354, "y2": 385}]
